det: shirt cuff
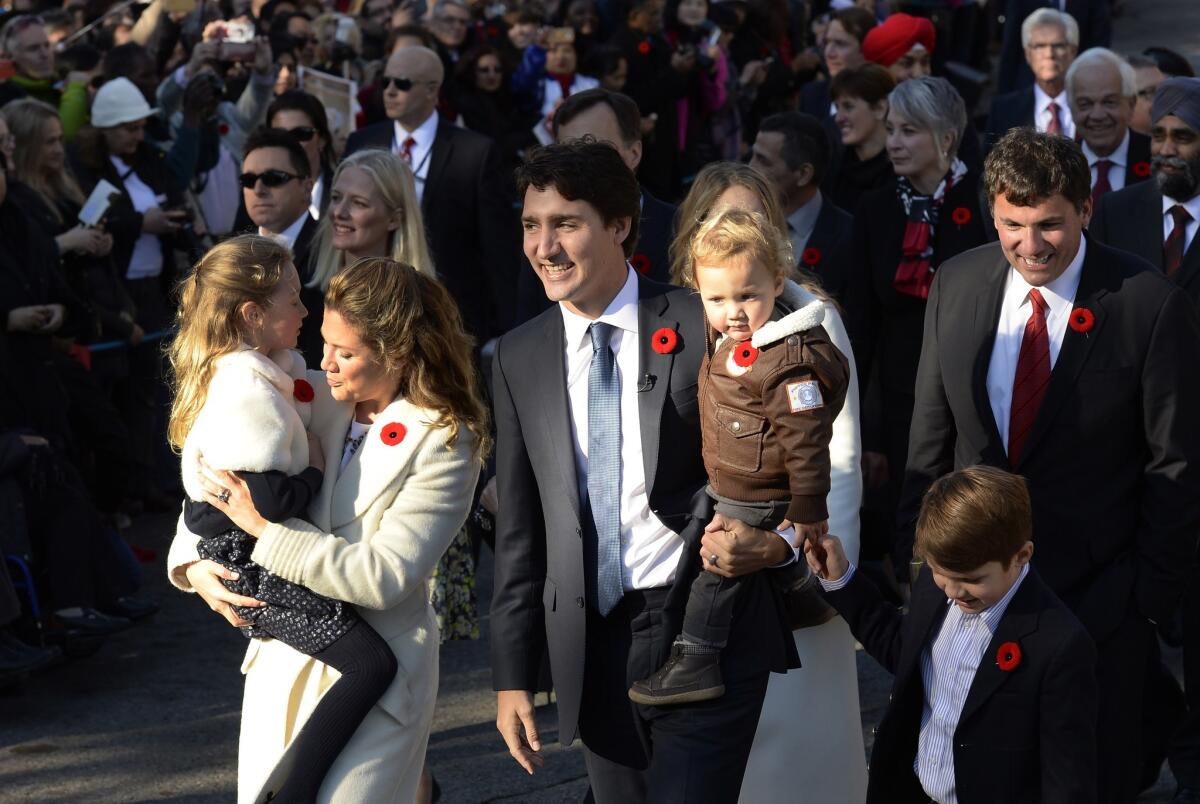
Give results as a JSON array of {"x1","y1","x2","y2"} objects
[
  {"x1": 173, "y1": 65, "x2": 188, "y2": 88},
  {"x1": 818, "y1": 563, "x2": 856, "y2": 592},
  {"x1": 769, "y1": 525, "x2": 800, "y2": 568}
]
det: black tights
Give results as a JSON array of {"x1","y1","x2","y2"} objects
[{"x1": 269, "y1": 620, "x2": 398, "y2": 803}]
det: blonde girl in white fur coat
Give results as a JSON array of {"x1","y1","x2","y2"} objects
[{"x1": 167, "y1": 235, "x2": 399, "y2": 803}]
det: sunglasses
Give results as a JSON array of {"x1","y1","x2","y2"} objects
[
  {"x1": 238, "y1": 169, "x2": 301, "y2": 189},
  {"x1": 272, "y1": 125, "x2": 317, "y2": 142},
  {"x1": 381, "y1": 75, "x2": 434, "y2": 91}
]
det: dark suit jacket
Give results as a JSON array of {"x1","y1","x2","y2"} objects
[
  {"x1": 1121, "y1": 130, "x2": 1153, "y2": 190},
  {"x1": 490, "y1": 276, "x2": 799, "y2": 746},
  {"x1": 996, "y1": 0, "x2": 1112, "y2": 95},
  {"x1": 984, "y1": 87, "x2": 1035, "y2": 153},
  {"x1": 290, "y1": 215, "x2": 323, "y2": 367},
  {"x1": 1091, "y1": 180, "x2": 1200, "y2": 307},
  {"x1": 797, "y1": 196, "x2": 853, "y2": 304},
  {"x1": 898, "y1": 238, "x2": 1200, "y2": 640},
  {"x1": 826, "y1": 565, "x2": 1098, "y2": 804},
  {"x1": 344, "y1": 117, "x2": 519, "y2": 342}
]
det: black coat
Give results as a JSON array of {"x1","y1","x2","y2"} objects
[
  {"x1": 898, "y1": 237, "x2": 1200, "y2": 640},
  {"x1": 824, "y1": 146, "x2": 893, "y2": 217},
  {"x1": 1090, "y1": 179, "x2": 1200, "y2": 308},
  {"x1": 344, "y1": 118, "x2": 520, "y2": 342},
  {"x1": 984, "y1": 87, "x2": 1034, "y2": 154},
  {"x1": 996, "y1": 0, "x2": 1112, "y2": 94},
  {"x1": 825, "y1": 565, "x2": 1098, "y2": 804},
  {"x1": 796, "y1": 195, "x2": 853, "y2": 304}
]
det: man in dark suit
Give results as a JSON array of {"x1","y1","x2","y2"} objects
[
  {"x1": 343, "y1": 45, "x2": 518, "y2": 342},
  {"x1": 985, "y1": 8, "x2": 1078, "y2": 153},
  {"x1": 996, "y1": 0, "x2": 1110, "y2": 95},
  {"x1": 750, "y1": 111, "x2": 853, "y2": 302},
  {"x1": 491, "y1": 141, "x2": 798, "y2": 803},
  {"x1": 898, "y1": 128, "x2": 1200, "y2": 804},
  {"x1": 1066, "y1": 47, "x2": 1153, "y2": 208},
  {"x1": 1090, "y1": 78, "x2": 1200, "y2": 802}
]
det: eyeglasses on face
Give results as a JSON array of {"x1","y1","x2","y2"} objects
[
  {"x1": 272, "y1": 125, "x2": 317, "y2": 142},
  {"x1": 382, "y1": 75, "x2": 436, "y2": 91},
  {"x1": 238, "y1": 169, "x2": 302, "y2": 189}
]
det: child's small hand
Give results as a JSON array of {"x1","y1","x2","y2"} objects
[
  {"x1": 306, "y1": 432, "x2": 325, "y2": 474},
  {"x1": 796, "y1": 519, "x2": 829, "y2": 546},
  {"x1": 803, "y1": 532, "x2": 849, "y2": 582}
]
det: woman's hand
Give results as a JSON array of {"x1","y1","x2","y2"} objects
[
  {"x1": 56, "y1": 224, "x2": 105, "y2": 255},
  {"x1": 184, "y1": 559, "x2": 266, "y2": 627},
  {"x1": 7, "y1": 305, "x2": 50, "y2": 333},
  {"x1": 143, "y1": 206, "x2": 188, "y2": 235},
  {"x1": 196, "y1": 456, "x2": 269, "y2": 537},
  {"x1": 307, "y1": 432, "x2": 325, "y2": 474}
]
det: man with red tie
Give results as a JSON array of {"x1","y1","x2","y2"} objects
[
  {"x1": 1065, "y1": 47, "x2": 1152, "y2": 208},
  {"x1": 898, "y1": 128, "x2": 1200, "y2": 804}
]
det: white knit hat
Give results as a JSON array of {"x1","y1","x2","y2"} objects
[{"x1": 91, "y1": 77, "x2": 157, "y2": 128}]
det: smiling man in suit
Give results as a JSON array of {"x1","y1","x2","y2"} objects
[
  {"x1": 1066, "y1": 48, "x2": 1153, "y2": 208},
  {"x1": 898, "y1": 128, "x2": 1200, "y2": 804},
  {"x1": 491, "y1": 140, "x2": 798, "y2": 803},
  {"x1": 343, "y1": 46, "x2": 518, "y2": 342}
]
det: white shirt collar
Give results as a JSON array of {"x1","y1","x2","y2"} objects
[
  {"x1": 259, "y1": 210, "x2": 310, "y2": 250},
  {"x1": 394, "y1": 109, "x2": 439, "y2": 151},
  {"x1": 1033, "y1": 83, "x2": 1068, "y2": 116},
  {"x1": 1082, "y1": 129, "x2": 1130, "y2": 167},
  {"x1": 1163, "y1": 188, "x2": 1200, "y2": 218},
  {"x1": 1004, "y1": 235, "x2": 1087, "y2": 318},
  {"x1": 559, "y1": 266, "x2": 641, "y2": 353},
  {"x1": 786, "y1": 191, "x2": 824, "y2": 243}
]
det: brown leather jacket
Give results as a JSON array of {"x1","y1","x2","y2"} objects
[{"x1": 699, "y1": 297, "x2": 850, "y2": 524}]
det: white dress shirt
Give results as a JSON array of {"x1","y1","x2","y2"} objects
[
  {"x1": 1082, "y1": 130, "x2": 1130, "y2": 194},
  {"x1": 986, "y1": 238, "x2": 1086, "y2": 451},
  {"x1": 1033, "y1": 84, "x2": 1076, "y2": 141},
  {"x1": 1163, "y1": 192, "x2": 1200, "y2": 256},
  {"x1": 918, "y1": 564, "x2": 1030, "y2": 804},
  {"x1": 259, "y1": 210, "x2": 310, "y2": 251},
  {"x1": 392, "y1": 110, "x2": 439, "y2": 204},
  {"x1": 560, "y1": 267, "x2": 681, "y2": 590},
  {"x1": 111, "y1": 156, "x2": 165, "y2": 280},
  {"x1": 787, "y1": 192, "x2": 824, "y2": 262}
]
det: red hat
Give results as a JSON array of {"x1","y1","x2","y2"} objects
[{"x1": 862, "y1": 13, "x2": 936, "y2": 67}]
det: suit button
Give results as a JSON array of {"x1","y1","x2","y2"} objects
[
  {"x1": 576, "y1": 597, "x2": 585, "y2": 608},
  {"x1": 731, "y1": 421, "x2": 742, "y2": 432}
]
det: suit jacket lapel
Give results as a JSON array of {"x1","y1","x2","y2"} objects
[
  {"x1": 972, "y1": 257, "x2": 1010, "y2": 450},
  {"x1": 421, "y1": 123, "x2": 452, "y2": 218},
  {"x1": 637, "y1": 279, "x2": 676, "y2": 498},
  {"x1": 329, "y1": 397, "x2": 427, "y2": 528},
  {"x1": 1015, "y1": 240, "x2": 1109, "y2": 467},
  {"x1": 958, "y1": 574, "x2": 1041, "y2": 724},
  {"x1": 539, "y1": 311, "x2": 582, "y2": 522},
  {"x1": 898, "y1": 572, "x2": 953, "y2": 688}
]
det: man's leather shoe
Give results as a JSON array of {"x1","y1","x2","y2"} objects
[
  {"x1": 53, "y1": 608, "x2": 131, "y2": 635},
  {"x1": 628, "y1": 643, "x2": 724, "y2": 705}
]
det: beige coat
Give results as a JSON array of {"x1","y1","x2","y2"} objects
[{"x1": 168, "y1": 373, "x2": 479, "y2": 803}]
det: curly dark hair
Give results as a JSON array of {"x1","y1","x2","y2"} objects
[{"x1": 983, "y1": 128, "x2": 1091, "y2": 213}]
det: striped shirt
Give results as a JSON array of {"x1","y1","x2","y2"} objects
[{"x1": 820, "y1": 563, "x2": 1029, "y2": 804}]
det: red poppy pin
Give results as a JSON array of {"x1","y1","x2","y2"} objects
[
  {"x1": 487, "y1": 24, "x2": 499, "y2": 37},
  {"x1": 1068, "y1": 307, "x2": 1095, "y2": 334},
  {"x1": 732, "y1": 342, "x2": 759, "y2": 367},
  {"x1": 1133, "y1": 161, "x2": 1152, "y2": 178},
  {"x1": 651, "y1": 327, "x2": 678, "y2": 354},
  {"x1": 951, "y1": 206, "x2": 972, "y2": 226},
  {"x1": 218, "y1": 122, "x2": 230, "y2": 137},
  {"x1": 996, "y1": 641, "x2": 1022, "y2": 672},
  {"x1": 801, "y1": 247, "x2": 821, "y2": 267},
  {"x1": 637, "y1": 40, "x2": 651, "y2": 55},
  {"x1": 380, "y1": 422, "x2": 407, "y2": 446},
  {"x1": 293, "y1": 378, "x2": 315, "y2": 403},
  {"x1": 631, "y1": 253, "x2": 652, "y2": 274}
]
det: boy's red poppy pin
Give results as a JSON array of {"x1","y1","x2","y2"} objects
[
  {"x1": 380, "y1": 423, "x2": 407, "y2": 446},
  {"x1": 293, "y1": 379, "x2": 315, "y2": 403},
  {"x1": 996, "y1": 641, "x2": 1021, "y2": 672},
  {"x1": 1069, "y1": 307, "x2": 1095, "y2": 333},
  {"x1": 651, "y1": 327, "x2": 678, "y2": 354},
  {"x1": 732, "y1": 342, "x2": 759, "y2": 367}
]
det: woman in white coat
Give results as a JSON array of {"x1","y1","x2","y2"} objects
[
  {"x1": 167, "y1": 257, "x2": 487, "y2": 803},
  {"x1": 671, "y1": 162, "x2": 869, "y2": 802}
]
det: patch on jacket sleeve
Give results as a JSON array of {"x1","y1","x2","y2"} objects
[{"x1": 786, "y1": 380, "x2": 823, "y2": 413}]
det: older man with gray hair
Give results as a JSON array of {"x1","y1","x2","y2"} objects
[
  {"x1": 1066, "y1": 47, "x2": 1153, "y2": 207},
  {"x1": 985, "y1": 8, "x2": 1080, "y2": 152}
]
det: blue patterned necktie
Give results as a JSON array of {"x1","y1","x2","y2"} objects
[{"x1": 587, "y1": 322, "x2": 624, "y2": 616}]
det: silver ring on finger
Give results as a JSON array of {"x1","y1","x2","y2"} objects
[
  {"x1": 217, "y1": 488, "x2": 231, "y2": 504},
  {"x1": 707, "y1": 553, "x2": 719, "y2": 566}
]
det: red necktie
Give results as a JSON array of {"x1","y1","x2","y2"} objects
[
  {"x1": 1165, "y1": 204, "x2": 1193, "y2": 277},
  {"x1": 1091, "y1": 159, "x2": 1113, "y2": 208},
  {"x1": 400, "y1": 136, "x2": 416, "y2": 163},
  {"x1": 1008, "y1": 289, "x2": 1051, "y2": 466},
  {"x1": 1046, "y1": 102, "x2": 1062, "y2": 136}
]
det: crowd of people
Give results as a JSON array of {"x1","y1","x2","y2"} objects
[{"x1": 2, "y1": 0, "x2": 1199, "y2": 800}]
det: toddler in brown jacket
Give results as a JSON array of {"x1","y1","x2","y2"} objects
[{"x1": 629, "y1": 207, "x2": 850, "y2": 706}]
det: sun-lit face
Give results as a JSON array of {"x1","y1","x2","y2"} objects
[
  {"x1": 886, "y1": 108, "x2": 942, "y2": 181},
  {"x1": 834, "y1": 94, "x2": 886, "y2": 148},
  {"x1": 992, "y1": 192, "x2": 1090, "y2": 287},
  {"x1": 926, "y1": 543, "x2": 1032, "y2": 614},
  {"x1": 823, "y1": 20, "x2": 864, "y2": 78},
  {"x1": 320, "y1": 307, "x2": 399, "y2": 405},
  {"x1": 694, "y1": 253, "x2": 783, "y2": 342},
  {"x1": 245, "y1": 261, "x2": 306, "y2": 354},
  {"x1": 1069, "y1": 60, "x2": 1134, "y2": 157},
  {"x1": 327, "y1": 166, "x2": 400, "y2": 258},
  {"x1": 1024, "y1": 24, "x2": 1076, "y2": 89},
  {"x1": 1152, "y1": 114, "x2": 1200, "y2": 202}
]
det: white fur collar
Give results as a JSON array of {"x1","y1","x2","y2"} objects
[
  {"x1": 213, "y1": 348, "x2": 307, "y2": 395},
  {"x1": 751, "y1": 280, "x2": 826, "y2": 348}
]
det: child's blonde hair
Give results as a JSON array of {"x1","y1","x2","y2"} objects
[
  {"x1": 689, "y1": 207, "x2": 793, "y2": 286},
  {"x1": 167, "y1": 234, "x2": 294, "y2": 450}
]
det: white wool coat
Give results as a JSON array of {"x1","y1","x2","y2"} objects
[{"x1": 168, "y1": 372, "x2": 480, "y2": 804}]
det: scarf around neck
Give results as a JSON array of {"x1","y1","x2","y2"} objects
[{"x1": 892, "y1": 158, "x2": 968, "y2": 300}]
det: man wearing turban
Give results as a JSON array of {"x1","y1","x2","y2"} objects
[{"x1": 861, "y1": 13, "x2": 935, "y2": 83}]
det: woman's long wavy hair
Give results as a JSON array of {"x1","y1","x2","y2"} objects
[
  {"x1": 167, "y1": 235, "x2": 294, "y2": 450},
  {"x1": 306, "y1": 150, "x2": 436, "y2": 292},
  {"x1": 3, "y1": 99, "x2": 86, "y2": 223},
  {"x1": 325, "y1": 257, "x2": 491, "y2": 458},
  {"x1": 670, "y1": 161, "x2": 827, "y2": 301}
]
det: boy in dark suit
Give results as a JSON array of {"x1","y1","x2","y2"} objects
[{"x1": 806, "y1": 466, "x2": 1097, "y2": 804}]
